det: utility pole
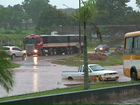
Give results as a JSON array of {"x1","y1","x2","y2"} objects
[{"x1": 79, "y1": 0, "x2": 82, "y2": 54}]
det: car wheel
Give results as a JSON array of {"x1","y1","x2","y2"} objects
[
  {"x1": 99, "y1": 76, "x2": 103, "y2": 81},
  {"x1": 131, "y1": 71, "x2": 137, "y2": 81},
  {"x1": 11, "y1": 54, "x2": 16, "y2": 60},
  {"x1": 22, "y1": 54, "x2": 26, "y2": 60},
  {"x1": 68, "y1": 77, "x2": 73, "y2": 80}
]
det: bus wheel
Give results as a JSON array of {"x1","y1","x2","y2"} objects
[{"x1": 131, "y1": 71, "x2": 137, "y2": 81}]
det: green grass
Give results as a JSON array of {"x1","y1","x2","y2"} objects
[
  {"x1": 0, "y1": 81, "x2": 139, "y2": 101},
  {"x1": 52, "y1": 51, "x2": 123, "y2": 66}
]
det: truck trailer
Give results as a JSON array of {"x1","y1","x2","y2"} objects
[{"x1": 23, "y1": 34, "x2": 84, "y2": 56}]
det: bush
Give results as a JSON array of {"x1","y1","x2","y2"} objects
[
  {"x1": 14, "y1": 29, "x2": 22, "y2": 34},
  {"x1": 2, "y1": 30, "x2": 13, "y2": 34}
]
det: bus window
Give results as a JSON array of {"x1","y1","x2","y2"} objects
[
  {"x1": 134, "y1": 36, "x2": 140, "y2": 54},
  {"x1": 124, "y1": 37, "x2": 133, "y2": 55}
]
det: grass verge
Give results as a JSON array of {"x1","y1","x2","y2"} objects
[
  {"x1": 0, "y1": 81, "x2": 139, "y2": 101},
  {"x1": 52, "y1": 51, "x2": 123, "y2": 66}
]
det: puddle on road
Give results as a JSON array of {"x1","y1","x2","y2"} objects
[{"x1": 5, "y1": 59, "x2": 131, "y2": 98}]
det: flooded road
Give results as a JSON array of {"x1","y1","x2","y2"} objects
[{"x1": 0, "y1": 54, "x2": 131, "y2": 98}]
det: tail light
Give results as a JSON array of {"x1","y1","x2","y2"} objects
[
  {"x1": 120, "y1": 48, "x2": 123, "y2": 50},
  {"x1": 114, "y1": 48, "x2": 116, "y2": 50},
  {"x1": 7, "y1": 50, "x2": 11, "y2": 53}
]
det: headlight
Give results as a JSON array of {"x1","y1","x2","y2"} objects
[
  {"x1": 23, "y1": 50, "x2": 26, "y2": 53},
  {"x1": 100, "y1": 48, "x2": 103, "y2": 50},
  {"x1": 95, "y1": 48, "x2": 96, "y2": 50},
  {"x1": 34, "y1": 49, "x2": 38, "y2": 53}
]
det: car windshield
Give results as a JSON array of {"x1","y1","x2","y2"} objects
[
  {"x1": 89, "y1": 65, "x2": 107, "y2": 71},
  {"x1": 116, "y1": 46, "x2": 122, "y2": 48},
  {"x1": 97, "y1": 45, "x2": 103, "y2": 48},
  {"x1": 23, "y1": 38, "x2": 40, "y2": 44}
]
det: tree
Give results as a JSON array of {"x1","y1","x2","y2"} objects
[
  {"x1": 95, "y1": 0, "x2": 133, "y2": 25},
  {"x1": 73, "y1": 0, "x2": 98, "y2": 90},
  {"x1": 36, "y1": 5, "x2": 78, "y2": 34},
  {"x1": 136, "y1": 0, "x2": 140, "y2": 8},
  {"x1": 0, "y1": 4, "x2": 24, "y2": 30},
  {"x1": 127, "y1": 11, "x2": 140, "y2": 26},
  {"x1": 22, "y1": 0, "x2": 50, "y2": 25},
  {"x1": 8, "y1": 5, "x2": 24, "y2": 29},
  {"x1": 0, "y1": 51, "x2": 15, "y2": 93},
  {"x1": 0, "y1": 5, "x2": 10, "y2": 29}
]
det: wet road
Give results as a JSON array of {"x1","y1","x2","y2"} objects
[{"x1": 0, "y1": 54, "x2": 131, "y2": 98}]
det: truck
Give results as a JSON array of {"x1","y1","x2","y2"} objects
[
  {"x1": 23, "y1": 34, "x2": 84, "y2": 56},
  {"x1": 62, "y1": 64, "x2": 119, "y2": 82}
]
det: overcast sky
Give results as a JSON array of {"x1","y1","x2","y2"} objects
[{"x1": 0, "y1": 0, "x2": 139, "y2": 10}]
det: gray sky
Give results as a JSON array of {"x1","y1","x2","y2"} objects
[{"x1": 0, "y1": 0, "x2": 139, "y2": 10}]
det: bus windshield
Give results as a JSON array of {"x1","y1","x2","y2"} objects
[{"x1": 23, "y1": 38, "x2": 40, "y2": 44}]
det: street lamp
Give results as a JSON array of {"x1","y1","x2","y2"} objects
[
  {"x1": 62, "y1": 4, "x2": 69, "y2": 8},
  {"x1": 63, "y1": 1, "x2": 81, "y2": 53}
]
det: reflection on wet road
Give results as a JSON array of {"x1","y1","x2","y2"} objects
[
  {"x1": 33, "y1": 73, "x2": 38, "y2": 92},
  {"x1": 33, "y1": 57, "x2": 38, "y2": 65},
  {"x1": 0, "y1": 54, "x2": 131, "y2": 98}
]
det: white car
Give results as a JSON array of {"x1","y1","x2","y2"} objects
[
  {"x1": 1, "y1": 46, "x2": 26, "y2": 60},
  {"x1": 62, "y1": 64, "x2": 119, "y2": 81}
]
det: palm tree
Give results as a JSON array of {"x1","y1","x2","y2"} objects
[
  {"x1": 0, "y1": 51, "x2": 15, "y2": 93},
  {"x1": 73, "y1": 0, "x2": 98, "y2": 90}
]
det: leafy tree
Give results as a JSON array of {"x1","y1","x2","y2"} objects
[
  {"x1": 0, "y1": 5, "x2": 10, "y2": 29},
  {"x1": 136, "y1": 0, "x2": 140, "y2": 8},
  {"x1": 22, "y1": 12, "x2": 31, "y2": 30},
  {"x1": 73, "y1": 0, "x2": 98, "y2": 90},
  {"x1": 36, "y1": 5, "x2": 78, "y2": 34},
  {"x1": 6, "y1": 5, "x2": 24, "y2": 30},
  {"x1": 95, "y1": 0, "x2": 133, "y2": 25},
  {"x1": 127, "y1": 11, "x2": 140, "y2": 26},
  {"x1": 0, "y1": 51, "x2": 15, "y2": 93},
  {"x1": 0, "y1": 4, "x2": 24, "y2": 30},
  {"x1": 22, "y1": 0, "x2": 49, "y2": 25}
]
